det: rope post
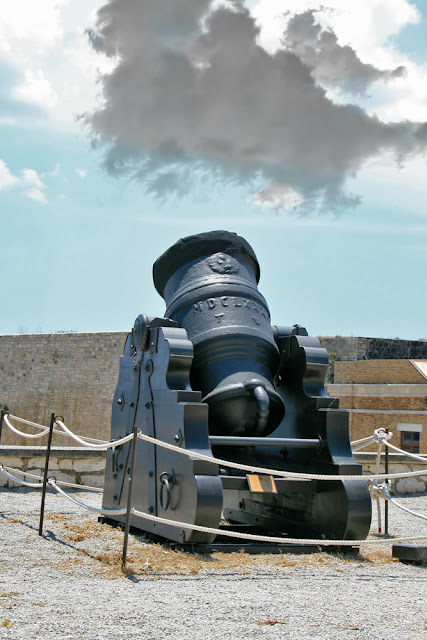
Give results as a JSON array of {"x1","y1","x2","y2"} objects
[
  {"x1": 0, "y1": 409, "x2": 4, "y2": 445},
  {"x1": 122, "y1": 425, "x2": 139, "y2": 570},
  {"x1": 39, "y1": 412, "x2": 56, "y2": 536},
  {"x1": 385, "y1": 428, "x2": 389, "y2": 536}
]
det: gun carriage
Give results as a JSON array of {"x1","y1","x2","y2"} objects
[{"x1": 102, "y1": 231, "x2": 371, "y2": 546}]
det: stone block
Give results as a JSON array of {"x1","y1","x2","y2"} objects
[
  {"x1": 395, "y1": 477, "x2": 426, "y2": 494},
  {"x1": 73, "y1": 458, "x2": 105, "y2": 473},
  {"x1": 58, "y1": 459, "x2": 73, "y2": 471},
  {"x1": 0, "y1": 456, "x2": 23, "y2": 468},
  {"x1": 54, "y1": 472, "x2": 75, "y2": 485},
  {"x1": 24, "y1": 469, "x2": 43, "y2": 485},
  {"x1": 80, "y1": 474, "x2": 104, "y2": 489},
  {"x1": 389, "y1": 464, "x2": 411, "y2": 475},
  {"x1": 7, "y1": 476, "x2": 24, "y2": 489},
  {"x1": 28, "y1": 457, "x2": 59, "y2": 471}
]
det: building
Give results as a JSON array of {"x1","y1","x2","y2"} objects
[{"x1": 328, "y1": 359, "x2": 427, "y2": 453}]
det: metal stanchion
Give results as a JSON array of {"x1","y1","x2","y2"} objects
[
  {"x1": 122, "y1": 425, "x2": 139, "y2": 569},
  {"x1": 0, "y1": 409, "x2": 4, "y2": 445},
  {"x1": 385, "y1": 428, "x2": 389, "y2": 536},
  {"x1": 39, "y1": 413, "x2": 56, "y2": 536}
]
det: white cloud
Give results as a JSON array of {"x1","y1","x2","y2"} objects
[
  {"x1": 26, "y1": 188, "x2": 48, "y2": 205},
  {"x1": 0, "y1": 0, "x2": 107, "y2": 125},
  {"x1": 249, "y1": 182, "x2": 305, "y2": 210},
  {"x1": 12, "y1": 70, "x2": 58, "y2": 110},
  {"x1": 49, "y1": 164, "x2": 62, "y2": 177},
  {"x1": 0, "y1": 159, "x2": 48, "y2": 204},
  {"x1": 0, "y1": 159, "x2": 19, "y2": 191},
  {"x1": 0, "y1": 0, "x2": 69, "y2": 57},
  {"x1": 21, "y1": 168, "x2": 45, "y2": 189},
  {"x1": 75, "y1": 168, "x2": 87, "y2": 178}
]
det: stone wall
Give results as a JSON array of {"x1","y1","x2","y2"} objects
[
  {"x1": 1, "y1": 332, "x2": 427, "y2": 449},
  {"x1": 328, "y1": 360, "x2": 427, "y2": 453},
  {"x1": 0, "y1": 332, "x2": 127, "y2": 446},
  {"x1": 0, "y1": 447, "x2": 106, "y2": 488},
  {"x1": 334, "y1": 360, "x2": 426, "y2": 384},
  {"x1": 319, "y1": 336, "x2": 427, "y2": 361}
]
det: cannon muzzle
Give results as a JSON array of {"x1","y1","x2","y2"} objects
[{"x1": 153, "y1": 231, "x2": 285, "y2": 437}]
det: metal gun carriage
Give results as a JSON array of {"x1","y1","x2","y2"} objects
[{"x1": 102, "y1": 231, "x2": 371, "y2": 546}]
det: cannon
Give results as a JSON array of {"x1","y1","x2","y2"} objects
[{"x1": 102, "y1": 231, "x2": 371, "y2": 546}]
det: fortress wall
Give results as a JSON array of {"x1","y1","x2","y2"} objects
[
  {"x1": 0, "y1": 332, "x2": 127, "y2": 445},
  {"x1": 1, "y1": 331, "x2": 427, "y2": 447}
]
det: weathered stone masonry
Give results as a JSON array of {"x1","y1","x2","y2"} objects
[
  {"x1": 0, "y1": 332, "x2": 127, "y2": 446},
  {"x1": 1, "y1": 332, "x2": 427, "y2": 447}
]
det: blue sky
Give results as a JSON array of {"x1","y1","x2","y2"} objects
[{"x1": 1, "y1": 0, "x2": 426, "y2": 339}]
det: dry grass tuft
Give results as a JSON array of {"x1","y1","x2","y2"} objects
[
  {"x1": 358, "y1": 547, "x2": 397, "y2": 564},
  {"x1": 41, "y1": 513, "x2": 400, "y2": 577},
  {"x1": 1, "y1": 617, "x2": 13, "y2": 627}
]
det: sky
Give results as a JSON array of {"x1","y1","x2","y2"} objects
[{"x1": 0, "y1": 0, "x2": 426, "y2": 340}]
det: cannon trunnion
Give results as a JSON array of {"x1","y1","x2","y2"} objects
[{"x1": 102, "y1": 231, "x2": 371, "y2": 544}]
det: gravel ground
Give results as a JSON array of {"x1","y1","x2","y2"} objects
[{"x1": 0, "y1": 487, "x2": 426, "y2": 640}]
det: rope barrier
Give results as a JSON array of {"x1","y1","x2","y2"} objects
[
  {"x1": 351, "y1": 435, "x2": 376, "y2": 447},
  {"x1": 54, "y1": 420, "x2": 133, "y2": 450},
  {"x1": 7, "y1": 414, "x2": 52, "y2": 430},
  {"x1": 0, "y1": 464, "x2": 103, "y2": 492},
  {"x1": 351, "y1": 435, "x2": 376, "y2": 452},
  {"x1": 380, "y1": 485, "x2": 427, "y2": 523},
  {"x1": 0, "y1": 464, "x2": 44, "y2": 489},
  {"x1": 3, "y1": 413, "x2": 426, "y2": 558},
  {"x1": 5, "y1": 466, "x2": 423, "y2": 547},
  {"x1": 2, "y1": 466, "x2": 426, "y2": 549},
  {"x1": 2, "y1": 414, "x2": 426, "y2": 482},
  {"x1": 3, "y1": 414, "x2": 50, "y2": 439},
  {"x1": 130, "y1": 507, "x2": 427, "y2": 546},
  {"x1": 136, "y1": 432, "x2": 427, "y2": 482},
  {"x1": 383, "y1": 440, "x2": 427, "y2": 463},
  {"x1": 5, "y1": 414, "x2": 108, "y2": 444},
  {"x1": 47, "y1": 479, "x2": 127, "y2": 516}
]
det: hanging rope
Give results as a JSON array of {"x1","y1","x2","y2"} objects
[
  {"x1": 0, "y1": 464, "x2": 103, "y2": 492},
  {"x1": 5, "y1": 414, "x2": 108, "y2": 444},
  {"x1": 0, "y1": 464, "x2": 44, "y2": 488},
  {"x1": 383, "y1": 440, "x2": 427, "y2": 464},
  {"x1": 3, "y1": 414, "x2": 50, "y2": 439},
  {"x1": 47, "y1": 479, "x2": 127, "y2": 516},
  {"x1": 380, "y1": 484, "x2": 427, "y2": 522},
  {"x1": 136, "y1": 432, "x2": 427, "y2": 482},
  {"x1": 54, "y1": 419, "x2": 133, "y2": 450},
  {"x1": 2, "y1": 466, "x2": 426, "y2": 548},
  {"x1": 351, "y1": 435, "x2": 376, "y2": 452}
]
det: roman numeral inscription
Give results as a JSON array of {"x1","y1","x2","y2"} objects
[{"x1": 192, "y1": 297, "x2": 269, "y2": 324}]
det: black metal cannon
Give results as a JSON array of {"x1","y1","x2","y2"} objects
[{"x1": 102, "y1": 231, "x2": 371, "y2": 546}]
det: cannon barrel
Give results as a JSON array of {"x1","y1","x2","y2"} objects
[{"x1": 153, "y1": 231, "x2": 285, "y2": 437}]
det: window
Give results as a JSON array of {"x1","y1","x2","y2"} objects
[{"x1": 400, "y1": 431, "x2": 420, "y2": 454}]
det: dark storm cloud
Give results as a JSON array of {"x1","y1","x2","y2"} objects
[
  {"x1": 84, "y1": 0, "x2": 427, "y2": 212},
  {"x1": 284, "y1": 11, "x2": 406, "y2": 96}
]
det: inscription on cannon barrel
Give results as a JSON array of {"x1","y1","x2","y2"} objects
[{"x1": 192, "y1": 296, "x2": 270, "y2": 324}]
